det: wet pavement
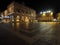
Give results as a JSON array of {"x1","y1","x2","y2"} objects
[{"x1": 0, "y1": 22, "x2": 60, "y2": 45}]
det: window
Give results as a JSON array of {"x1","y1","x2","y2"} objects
[
  {"x1": 9, "y1": 7, "x2": 11, "y2": 13},
  {"x1": 5, "y1": 10, "x2": 7, "y2": 15},
  {"x1": 16, "y1": 16, "x2": 20, "y2": 22},
  {"x1": 9, "y1": 6, "x2": 14, "y2": 13}
]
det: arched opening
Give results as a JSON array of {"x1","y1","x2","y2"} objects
[{"x1": 16, "y1": 15, "x2": 20, "y2": 22}]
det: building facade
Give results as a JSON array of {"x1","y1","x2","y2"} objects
[
  {"x1": 57, "y1": 13, "x2": 60, "y2": 21},
  {"x1": 1, "y1": 2, "x2": 36, "y2": 23},
  {"x1": 38, "y1": 11, "x2": 54, "y2": 21}
]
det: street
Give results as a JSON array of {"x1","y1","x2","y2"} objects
[{"x1": 0, "y1": 22, "x2": 60, "y2": 45}]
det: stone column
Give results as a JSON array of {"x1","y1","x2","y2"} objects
[{"x1": 14, "y1": 15, "x2": 16, "y2": 22}]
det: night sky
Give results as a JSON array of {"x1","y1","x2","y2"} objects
[{"x1": 0, "y1": 0, "x2": 60, "y2": 16}]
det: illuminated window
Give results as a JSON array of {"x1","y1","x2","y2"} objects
[
  {"x1": 50, "y1": 12, "x2": 53, "y2": 16},
  {"x1": 9, "y1": 6, "x2": 14, "y2": 13},
  {"x1": 5, "y1": 10, "x2": 7, "y2": 15},
  {"x1": 12, "y1": 16, "x2": 14, "y2": 21},
  {"x1": 42, "y1": 13, "x2": 46, "y2": 16},
  {"x1": 16, "y1": 16, "x2": 20, "y2": 19},
  {"x1": 16, "y1": 16, "x2": 20, "y2": 22},
  {"x1": 21, "y1": 16, "x2": 25, "y2": 21},
  {"x1": 25, "y1": 17, "x2": 29, "y2": 22},
  {"x1": 9, "y1": 7, "x2": 11, "y2": 13}
]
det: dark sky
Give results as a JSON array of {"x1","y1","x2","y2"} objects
[{"x1": 0, "y1": 0, "x2": 60, "y2": 14}]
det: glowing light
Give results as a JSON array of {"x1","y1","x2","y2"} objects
[
  {"x1": 31, "y1": 13, "x2": 33, "y2": 16},
  {"x1": 21, "y1": 16, "x2": 24, "y2": 21},
  {"x1": 25, "y1": 17, "x2": 29, "y2": 22},
  {"x1": 40, "y1": 10, "x2": 53, "y2": 14},
  {"x1": 5, "y1": 10, "x2": 7, "y2": 15},
  {"x1": 16, "y1": 16, "x2": 20, "y2": 22},
  {"x1": 12, "y1": 19, "x2": 14, "y2": 21},
  {"x1": 16, "y1": 19, "x2": 20, "y2": 22},
  {"x1": 50, "y1": 12, "x2": 53, "y2": 15},
  {"x1": 9, "y1": 7, "x2": 12, "y2": 13},
  {"x1": 4, "y1": 16, "x2": 10, "y2": 18},
  {"x1": 47, "y1": 10, "x2": 51, "y2": 13},
  {"x1": 40, "y1": 12, "x2": 43, "y2": 14},
  {"x1": 17, "y1": 16, "x2": 20, "y2": 18},
  {"x1": 43, "y1": 12, "x2": 46, "y2": 14},
  {"x1": 43, "y1": 13, "x2": 46, "y2": 16},
  {"x1": 53, "y1": 19, "x2": 57, "y2": 21}
]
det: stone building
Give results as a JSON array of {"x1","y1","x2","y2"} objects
[
  {"x1": 57, "y1": 13, "x2": 60, "y2": 21},
  {"x1": 1, "y1": 1, "x2": 36, "y2": 23},
  {"x1": 38, "y1": 11, "x2": 54, "y2": 21}
]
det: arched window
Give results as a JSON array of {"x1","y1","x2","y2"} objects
[
  {"x1": 16, "y1": 16, "x2": 20, "y2": 22},
  {"x1": 8, "y1": 6, "x2": 14, "y2": 13}
]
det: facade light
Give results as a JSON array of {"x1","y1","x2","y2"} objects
[
  {"x1": 53, "y1": 19, "x2": 57, "y2": 21},
  {"x1": 40, "y1": 12, "x2": 43, "y2": 14},
  {"x1": 46, "y1": 10, "x2": 51, "y2": 13},
  {"x1": 43, "y1": 13, "x2": 46, "y2": 16},
  {"x1": 43, "y1": 12, "x2": 46, "y2": 14},
  {"x1": 50, "y1": 12, "x2": 53, "y2": 16}
]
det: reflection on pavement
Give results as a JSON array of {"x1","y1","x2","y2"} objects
[{"x1": 1, "y1": 22, "x2": 60, "y2": 45}]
